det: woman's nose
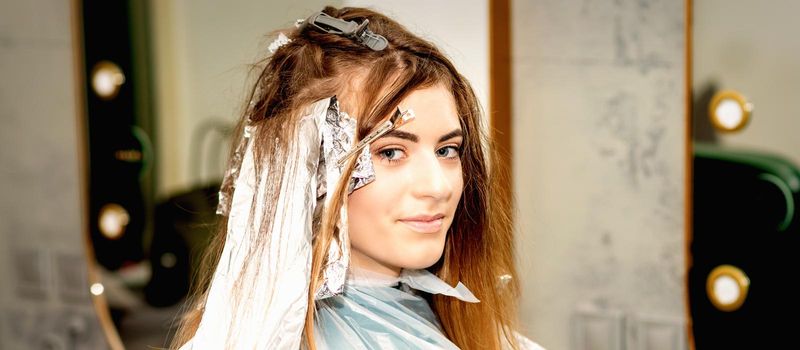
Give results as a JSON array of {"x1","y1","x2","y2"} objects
[{"x1": 410, "y1": 155, "x2": 454, "y2": 201}]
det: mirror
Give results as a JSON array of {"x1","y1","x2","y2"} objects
[
  {"x1": 78, "y1": 1, "x2": 497, "y2": 348},
  {"x1": 77, "y1": 0, "x2": 176, "y2": 348},
  {"x1": 691, "y1": 0, "x2": 800, "y2": 347},
  {"x1": 75, "y1": 1, "x2": 693, "y2": 349}
]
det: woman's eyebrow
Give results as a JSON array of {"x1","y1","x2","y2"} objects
[
  {"x1": 381, "y1": 129, "x2": 463, "y2": 143},
  {"x1": 383, "y1": 129, "x2": 418, "y2": 142},
  {"x1": 438, "y1": 129, "x2": 463, "y2": 143}
]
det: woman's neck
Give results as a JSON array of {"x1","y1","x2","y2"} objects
[{"x1": 349, "y1": 249, "x2": 402, "y2": 277}]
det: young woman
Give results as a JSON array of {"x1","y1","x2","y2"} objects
[{"x1": 171, "y1": 6, "x2": 543, "y2": 350}]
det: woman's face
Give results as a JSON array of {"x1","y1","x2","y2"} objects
[{"x1": 347, "y1": 84, "x2": 464, "y2": 276}]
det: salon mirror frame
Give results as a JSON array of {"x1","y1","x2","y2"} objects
[
  {"x1": 73, "y1": 0, "x2": 697, "y2": 349},
  {"x1": 685, "y1": 0, "x2": 696, "y2": 348},
  {"x1": 685, "y1": 0, "x2": 800, "y2": 347},
  {"x1": 72, "y1": 1, "x2": 515, "y2": 349},
  {"x1": 72, "y1": 0, "x2": 126, "y2": 349}
]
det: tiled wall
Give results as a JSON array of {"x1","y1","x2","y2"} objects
[
  {"x1": 513, "y1": 1, "x2": 687, "y2": 349},
  {"x1": 0, "y1": 0, "x2": 108, "y2": 349}
]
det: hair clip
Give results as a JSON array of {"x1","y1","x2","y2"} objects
[
  {"x1": 337, "y1": 107, "x2": 415, "y2": 168},
  {"x1": 302, "y1": 12, "x2": 388, "y2": 51}
]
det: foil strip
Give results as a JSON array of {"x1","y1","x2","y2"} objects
[
  {"x1": 215, "y1": 95, "x2": 377, "y2": 300},
  {"x1": 217, "y1": 124, "x2": 254, "y2": 216},
  {"x1": 314, "y1": 96, "x2": 377, "y2": 299}
]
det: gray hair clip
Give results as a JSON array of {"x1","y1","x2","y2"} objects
[{"x1": 303, "y1": 12, "x2": 388, "y2": 51}]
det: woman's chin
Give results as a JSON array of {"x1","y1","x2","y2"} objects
[{"x1": 397, "y1": 248, "x2": 445, "y2": 270}]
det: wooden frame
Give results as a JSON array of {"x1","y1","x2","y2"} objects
[
  {"x1": 684, "y1": 0, "x2": 695, "y2": 348},
  {"x1": 71, "y1": 0, "x2": 125, "y2": 348},
  {"x1": 489, "y1": 0, "x2": 513, "y2": 212}
]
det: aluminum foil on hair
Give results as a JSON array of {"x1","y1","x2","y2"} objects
[
  {"x1": 316, "y1": 96, "x2": 375, "y2": 198},
  {"x1": 215, "y1": 94, "x2": 374, "y2": 300},
  {"x1": 189, "y1": 106, "x2": 321, "y2": 349},
  {"x1": 350, "y1": 146, "x2": 375, "y2": 192},
  {"x1": 217, "y1": 124, "x2": 254, "y2": 216},
  {"x1": 217, "y1": 82, "x2": 263, "y2": 216},
  {"x1": 314, "y1": 96, "x2": 376, "y2": 299}
]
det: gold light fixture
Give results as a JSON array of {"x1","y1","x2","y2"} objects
[
  {"x1": 706, "y1": 264, "x2": 750, "y2": 312},
  {"x1": 708, "y1": 90, "x2": 753, "y2": 133},
  {"x1": 97, "y1": 203, "x2": 129, "y2": 240},
  {"x1": 90, "y1": 60, "x2": 125, "y2": 100}
]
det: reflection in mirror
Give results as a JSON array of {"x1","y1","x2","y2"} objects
[
  {"x1": 90, "y1": 61, "x2": 126, "y2": 100},
  {"x1": 708, "y1": 90, "x2": 752, "y2": 133},
  {"x1": 79, "y1": 0, "x2": 235, "y2": 346},
  {"x1": 79, "y1": 0, "x2": 170, "y2": 348},
  {"x1": 77, "y1": 1, "x2": 694, "y2": 349},
  {"x1": 691, "y1": 0, "x2": 800, "y2": 347},
  {"x1": 705, "y1": 264, "x2": 749, "y2": 312},
  {"x1": 80, "y1": 0, "x2": 495, "y2": 348}
]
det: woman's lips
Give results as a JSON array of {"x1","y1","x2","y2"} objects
[{"x1": 399, "y1": 215, "x2": 444, "y2": 233}]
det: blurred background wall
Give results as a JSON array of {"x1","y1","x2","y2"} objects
[
  {"x1": 0, "y1": 1, "x2": 109, "y2": 349},
  {"x1": 150, "y1": 0, "x2": 334, "y2": 198},
  {"x1": 151, "y1": 0, "x2": 489, "y2": 199},
  {"x1": 513, "y1": 1, "x2": 687, "y2": 349},
  {"x1": 693, "y1": 0, "x2": 800, "y2": 163}
]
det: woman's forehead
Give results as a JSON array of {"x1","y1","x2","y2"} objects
[{"x1": 398, "y1": 86, "x2": 460, "y2": 126}]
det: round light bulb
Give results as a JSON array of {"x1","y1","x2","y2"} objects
[
  {"x1": 708, "y1": 90, "x2": 753, "y2": 133},
  {"x1": 706, "y1": 264, "x2": 749, "y2": 312},
  {"x1": 715, "y1": 99, "x2": 744, "y2": 129},
  {"x1": 91, "y1": 61, "x2": 125, "y2": 100},
  {"x1": 98, "y1": 203, "x2": 129, "y2": 240},
  {"x1": 711, "y1": 274, "x2": 740, "y2": 305},
  {"x1": 90, "y1": 282, "x2": 104, "y2": 296}
]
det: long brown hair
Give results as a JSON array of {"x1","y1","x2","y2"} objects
[{"x1": 171, "y1": 6, "x2": 520, "y2": 349}]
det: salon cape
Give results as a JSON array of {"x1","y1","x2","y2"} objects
[
  {"x1": 316, "y1": 268, "x2": 545, "y2": 350},
  {"x1": 180, "y1": 97, "x2": 545, "y2": 349}
]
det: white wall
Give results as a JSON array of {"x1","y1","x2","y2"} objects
[
  {"x1": 0, "y1": 0, "x2": 108, "y2": 348},
  {"x1": 150, "y1": 0, "x2": 338, "y2": 197},
  {"x1": 694, "y1": 0, "x2": 800, "y2": 165},
  {"x1": 343, "y1": 0, "x2": 490, "y2": 122},
  {"x1": 152, "y1": 0, "x2": 489, "y2": 198},
  {"x1": 513, "y1": 1, "x2": 687, "y2": 349}
]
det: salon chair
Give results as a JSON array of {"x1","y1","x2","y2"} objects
[
  {"x1": 690, "y1": 143, "x2": 800, "y2": 348},
  {"x1": 144, "y1": 182, "x2": 220, "y2": 307}
]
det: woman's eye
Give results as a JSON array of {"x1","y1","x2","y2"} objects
[
  {"x1": 377, "y1": 148, "x2": 405, "y2": 163},
  {"x1": 436, "y1": 146, "x2": 461, "y2": 159}
]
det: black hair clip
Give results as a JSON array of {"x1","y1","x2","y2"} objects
[{"x1": 302, "y1": 12, "x2": 388, "y2": 51}]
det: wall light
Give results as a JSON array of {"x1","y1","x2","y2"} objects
[
  {"x1": 98, "y1": 203, "x2": 129, "y2": 240},
  {"x1": 706, "y1": 264, "x2": 750, "y2": 312},
  {"x1": 90, "y1": 60, "x2": 125, "y2": 100},
  {"x1": 708, "y1": 90, "x2": 753, "y2": 133}
]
